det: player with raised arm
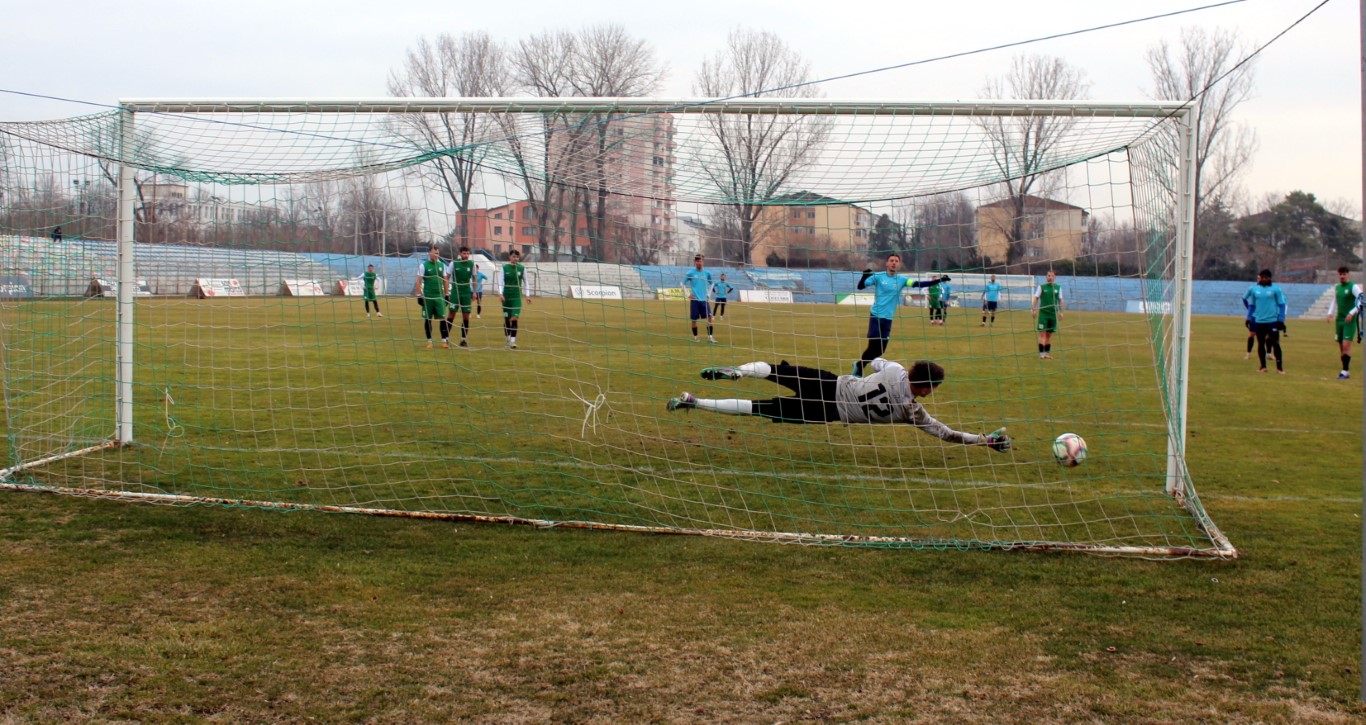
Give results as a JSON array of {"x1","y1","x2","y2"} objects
[
  {"x1": 668, "y1": 358, "x2": 1010, "y2": 450},
  {"x1": 362, "y1": 264, "x2": 382, "y2": 318},
  {"x1": 713, "y1": 273, "x2": 735, "y2": 320},
  {"x1": 1031, "y1": 270, "x2": 1064, "y2": 359},
  {"x1": 683, "y1": 254, "x2": 716, "y2": 343},
  {"x1": 1243, "y1": 268, "x2": 1287, "y2": 374},
  {"x1": 500, "y1": 249, "x2": 530, "y2": 349},
  {"x1": 1327, "y1": 265, "x2": 1362, "y2": 379},
  {"x1": 413, "y1": 247, "x2": 450, "y2": 349},
  {"x1": 446, "y1": 246, "x2": 477, "y2": 348},
  {"x1": 981, "y1": 274, "x2": 1002, "y2": 327},
  {"x1": 854, "y1": 254, "x2": 946, "y2": 376}
]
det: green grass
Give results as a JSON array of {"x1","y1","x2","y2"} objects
[
  {"x1": 1, "y1": 296, "x2": 1362, "y2": 721},
  {"x1": 8, "y1": 298, "x2": 1201, "y2": 552}
]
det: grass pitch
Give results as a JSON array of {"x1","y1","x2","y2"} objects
[{"x1": 0, "y1": 297, "x2": 1362, "y2": 721}]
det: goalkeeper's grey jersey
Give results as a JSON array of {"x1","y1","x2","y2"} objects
[{"x1": 834, "y1": 360, "x2": 984, "y2": 444}]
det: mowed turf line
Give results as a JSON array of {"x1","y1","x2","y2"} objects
[{"x1": 0, "y1": 297, "x2": 1362, "y2": 721}]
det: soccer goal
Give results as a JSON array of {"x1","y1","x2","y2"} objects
[{"x1": 0, "y1": 98, "x2": 1234, "y2": 558}]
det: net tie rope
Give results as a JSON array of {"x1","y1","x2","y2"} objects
[{"x1": 572, "y1": 389, "x2": 609, "y2": 438}]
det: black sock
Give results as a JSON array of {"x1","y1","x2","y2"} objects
[
  {"x1": 461, "y1": 320, "x2": 469, "y2": 339},
  {"x1": 692, "y1": 326, "x2": 698, "y2": 338},
  {"x1": 477, "y1": 304, "x2": 482, "y2": 315},
  {"x1": 1046, "y1": 344, "x2": 1052, "y2": 353},
  {"x1": 1344, "y1": 354, "x2": 1351, "y2": 371},
  {"x1": 424, "y1": 320, "x2": 432, "y2": 340},
  {"x1": 1038, "y1": 343, "x2": 1044, "y2": 353},
  {"x1": 707, "y1": 325, "x2": 713, "y2": 336},
  {"x1": 440, "y1": 320, "x2": 451, "y2": 339},
  {"x1": 1247, "y1": 337, "x2": 1254, "y2": 353},
  {"x1": 511, "y1": 319, "x2": 519, "y2": 336},
  {"x1": 505, "y1": 318, "x2": 512, "y2": 337}
]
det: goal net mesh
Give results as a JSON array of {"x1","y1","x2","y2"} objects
[{"x1": 0, "y1": 100, "x2": 1232, "y2": 557}]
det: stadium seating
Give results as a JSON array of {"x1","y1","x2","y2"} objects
[{"x1": 0, "y1": 236, "x2": 1339, "y2": 318}]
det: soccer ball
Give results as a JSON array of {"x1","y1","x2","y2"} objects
[{"x1": 1052, "y1": 433, "x2": 1087, "y2": 467}]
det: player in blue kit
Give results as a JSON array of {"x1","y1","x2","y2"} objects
[
  {"x1": 981, "y1": 274, "x2": 1002, "y2": 327},
  {"x1": 1243, "y1": 268, "x2": 1288, "y2": 374},
  {"x1": 683, "y1": 254, "x2": 717, "y2": 343},
  {"x1": 474, "y1": 268, "x2": 489, "y2": 319},
  {"x1": 853, "y1": 253, "x2": 946, "y2": 376},
  {"x1": 712, "y1": 274, "x2": 735, "y2": 320}
]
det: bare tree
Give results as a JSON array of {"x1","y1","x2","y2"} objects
[
  {"x1": 388, "y1": 32, "x2": 511, "y2": 247},
  {"x1": 0, "y1": 135, "x2": 10, "y2": 210},
  {"x1": 500, "y1": 26, "x2": 665, "y2": 261},
  {"x1": 1147, "y1": 26, "x2": 1258, "y2": 215},
  {"x1": 912, "y1": 192, "x2": 978, "y2": 270},
  {"x1": 88, "y1": 122, "x2": 180, "y2": 230},
  {"x1": 503, "y1": 30, "x2": 587, "y2": 259},
  {"x1": 565, "y1": 24, "x2": 665, "y2": 260},
  {"x1": 693, "y1": 28, "x2": 830, "y2": 267},
  {"x1": 609, "y1": 221, "x2": 668, "y2": 265},
  {"x1": 978, "y1": 54, "x2": 1090, "y2": 267}
]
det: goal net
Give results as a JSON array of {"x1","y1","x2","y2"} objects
[{"x1": 0, "y1": 98, "x2": 1234, "y2": 557}]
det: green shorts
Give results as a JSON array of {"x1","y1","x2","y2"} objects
[
  {"x1": 502, "y1": 296, "x2": 522, "y2": 318},
  {"x1": 420, "y1": 297, "x2": 448, "y2": 320},
  {"x1": 449, "y1": 290, "x2": 474, "y2": 314},
  {"x1": 929, "y1": 301, "x2": 944, "y2": 311},
  {"x1": 362, "y1": 292, "x2": 377, "y2": 302},
  {"x1": 1336, "y1": 319, "x2": 1358, "y2": 344},
  {"x1": 1036, "y1": 314, "x2": 1058, "y2": 333}
]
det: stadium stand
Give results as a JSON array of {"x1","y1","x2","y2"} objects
[{"x1": 0, "y1": 236, "x2": 1338, "y2": 318}]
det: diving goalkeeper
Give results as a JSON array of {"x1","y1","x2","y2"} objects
[{"x1": 667, "y1": 357, "x2": 1010, "y2": 449}]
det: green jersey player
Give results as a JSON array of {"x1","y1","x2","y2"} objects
[
  {"x1": 500, "y1": 249, "x2": 531, "y2": 349},
  {"x1": 1327, "y1": 265, "x2": 1363, "y2": 379},
  {"x1": 1031, "y1": 270, "x2": 1064, "y2": 359},
  {"x1": 413, "y1": 247, "x2": 450, "y2": 349},
  {"x1": 666, "y1": 357, "x2": 1010, "y2": 451},
  {"x1": 446, "y1": 247, "x2": 477, "y2": 348},
  {"x1": 362, "y1": 264, "x2": 381, "y2": 318}
]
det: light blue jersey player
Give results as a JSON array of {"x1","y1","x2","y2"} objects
[
  {"x1": 981, "y1": 274, "x2": 1002, "y2": 326},
  {"x1": 474, "y1": 268, "x2": 489, "y2": 318},
  {"x1": 683, "y1": 254, "x2": 716, "y2": 343},
  {"x1": 853, "y1": 253, "x2": 947, "y2": 375},
  {"x1": 712, "y1": 274, "x2": 736, "y2": 319},
  {"x1": 1242, "y1": 268, "x2": 1288, "y2": 374}
]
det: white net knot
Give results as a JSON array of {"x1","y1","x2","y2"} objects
[{"x1": 571, "y1": 389, "x2": 608, "y2": 438}]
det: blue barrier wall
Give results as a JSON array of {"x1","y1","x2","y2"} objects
[{"x1": 632, "y1": 266, "x2": 1332, "y2": 318}]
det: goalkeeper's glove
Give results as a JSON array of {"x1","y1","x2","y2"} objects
[
  {"x1": 1275, "y1": 320, "x2": 1288, "y2": 335},
  {"x1": 857, "y1": 269, "x2": 873, "y2": 289},
  {"x1": 984, "y1": 427, "x2": 1010, "y2": 452}
]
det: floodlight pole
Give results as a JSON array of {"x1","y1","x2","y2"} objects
[{"x1": 115, "y1": 107, "x2": 136, "y2": 445}]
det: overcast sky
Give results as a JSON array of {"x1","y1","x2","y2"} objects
[{"x1": 1, "y1": 0, "x2": 1357, "y2": 213}]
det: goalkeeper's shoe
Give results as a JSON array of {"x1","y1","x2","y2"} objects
[
  {"x1": 701, "y1": 367, "x2": 741, "y2": 381},
  {"x1": 985, "y1": 427, "x2": 1011, "y2": 452},
  {"x1": 666, "y1": 392, "x2": 697, "y2": 412}
]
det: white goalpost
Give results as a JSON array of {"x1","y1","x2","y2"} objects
[{"x1": 0, "y1": 97, "x2": 1234, "y2": 557}]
